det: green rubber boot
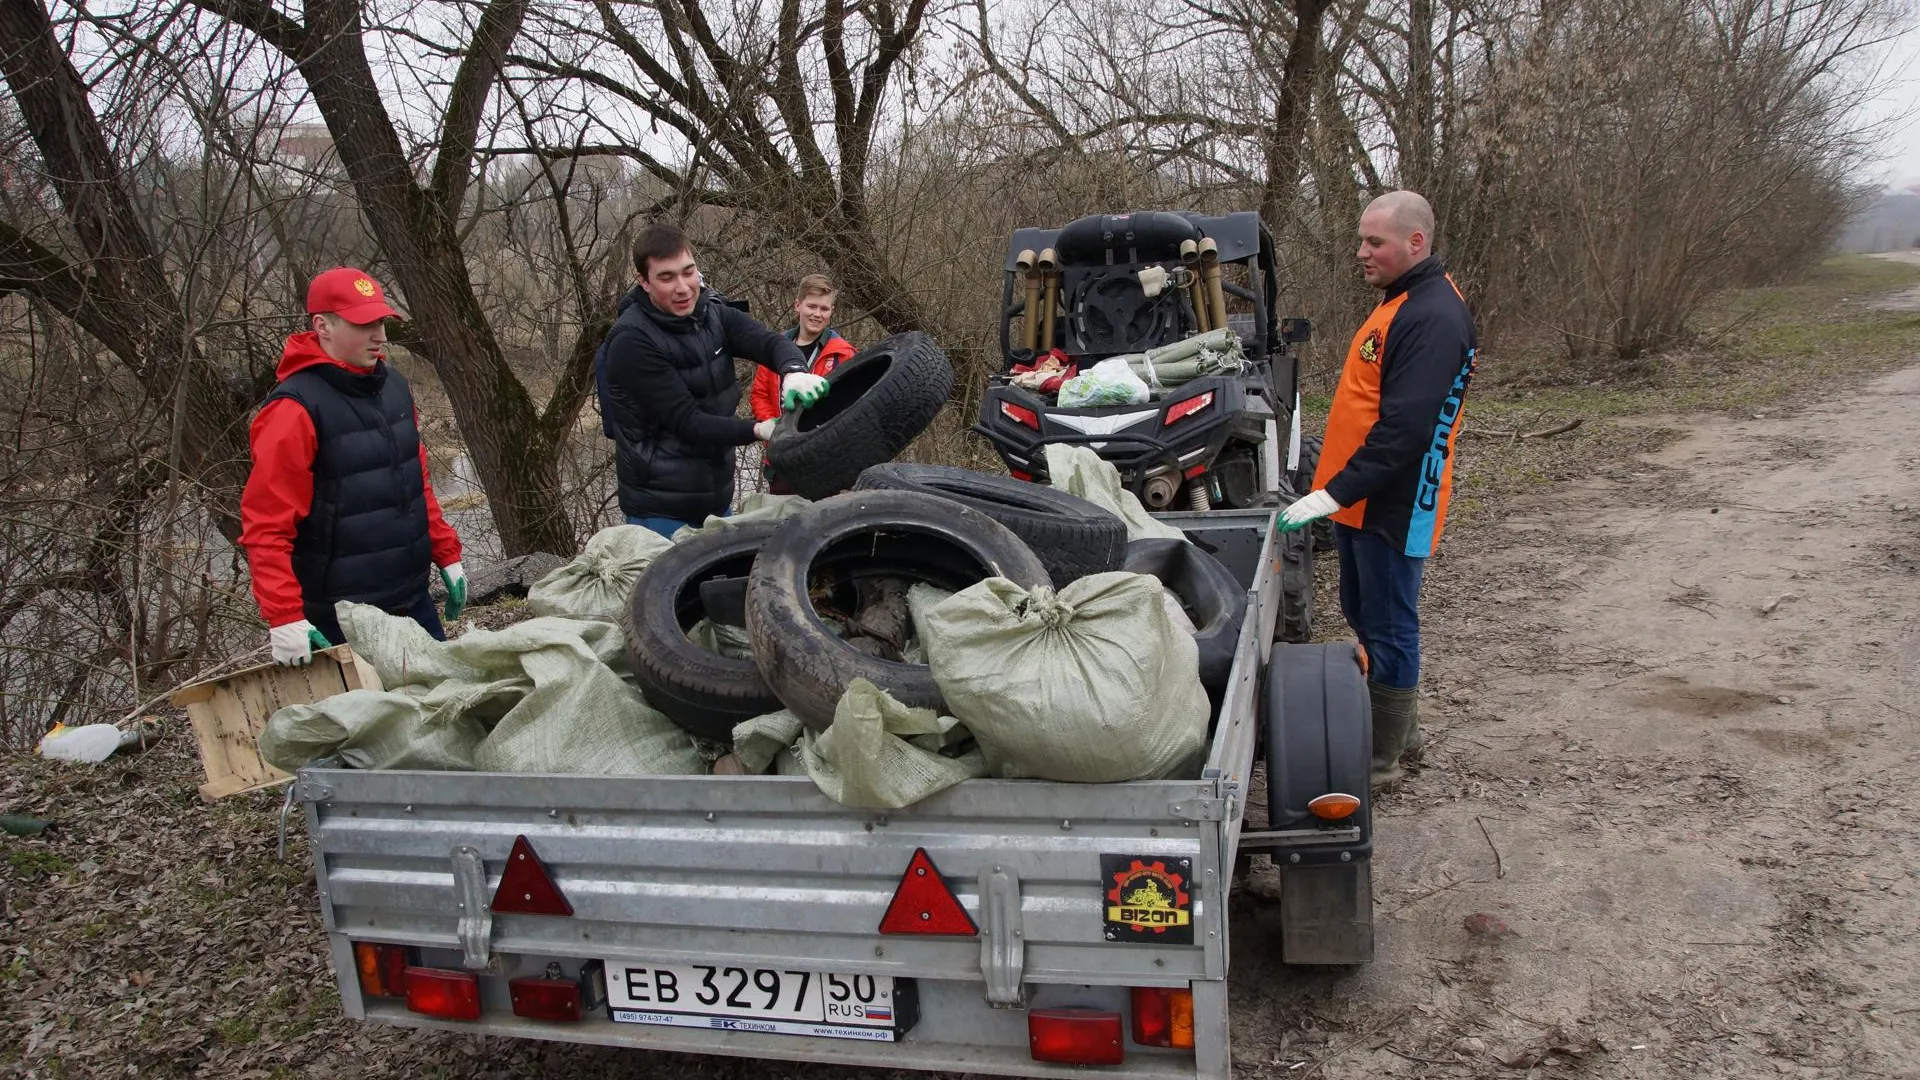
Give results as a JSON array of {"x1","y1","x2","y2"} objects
[{"x1": 1369, "y1": 684, "x2": 1420, "y2": 787}]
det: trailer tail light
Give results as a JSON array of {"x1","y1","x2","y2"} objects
[
  {"x1": 1001, "y1": 401, "x2": 1040, "y2": 430},
  {"x1": 352, "y1": 942, "x2": 411, "y2": 998},
  {"x1": 1130, "y1": 986, "x2": 1196, "y2": 1049},
  {"x1": 509, "y1": 976, "x2": 582, "y2": 1022},
  {"x1": 878, "y1": 848, "x2": 978, "y2": 936},
  {"x1": 491, "y1": 835, "x2": 573, "y2": 916},
  {"x1": 1029, "y1": 1008, "x2": 1125, "y2": 1065},
  {"x1": 1308, "y1": 792, "x2": 1362, "y2": 821},
  {"x1": 1010, "y1": 470, "x2": 1033, "y2": 482},
  {"x1": 403, "y1": 967, "x2": 482, "y2": 1021},
  {"x1": 1164, "y1": 391, "x2": 1214, "y2": 425}
]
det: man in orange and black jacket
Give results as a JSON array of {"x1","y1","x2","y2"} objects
[{"x1": 1279, "y1": 190, "x2": 1478, "y2": 785}]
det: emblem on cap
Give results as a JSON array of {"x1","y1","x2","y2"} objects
[{"x1": 353, "y1": 277, "x2": 376, "y2": 297}]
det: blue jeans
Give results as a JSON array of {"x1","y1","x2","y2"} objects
[
  {"x1": 306, "y1": 591, "x2": 445, "y2": 649},
  {"x1": 1331, "y1": 523, "x2": 1426, "y2": 690},
  {"x1": 626, "y1": 511, "x2": 724, "y2": 539}
]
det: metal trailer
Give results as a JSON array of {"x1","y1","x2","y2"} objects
[{"x1": 294, "y1": 508, "x2": 1374, "y2": 1079}]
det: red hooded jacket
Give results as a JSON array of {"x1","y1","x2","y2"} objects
[
  {"x1": 750, "y1": 329, "x2": 858, "y2": 422},
  {"x1": 239, "y1": 333, "x2": 462, "y2": 626}
]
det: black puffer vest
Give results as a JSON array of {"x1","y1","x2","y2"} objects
[
  {"x1": 266, "y1": 362, "x2": 433, "y2": 611},
  {"x1": 607, "y1": 290, "x2": 742, "y2": 521}
]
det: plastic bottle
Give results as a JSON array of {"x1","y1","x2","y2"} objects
[{"x1": 36, "y1": 723, "x2": 123, "y2": 763}]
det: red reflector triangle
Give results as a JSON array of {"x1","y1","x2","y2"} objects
[
  {"x1": 490, "y1": 835, "x2": 574, "y2": 916},
  {"x1": 878, "y1": 848, "x2": 977, "y2": 936}
]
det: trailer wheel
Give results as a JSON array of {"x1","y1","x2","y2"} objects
[
  {"x1": 855, "y1": 463, "x2": 1126, "y2": 584},
  {"x1": 1276, "y1": 495, "x2": 1315, "y2": 643},
  {"x1": 765, "y1": 333, "x2": 956, "y2": 499},
  {"x1": 622, "y1": 522, "x2": 784, "y2": 741},
  {"x1": 746, "y1": 489, "x2": 1051, "y2": 730},
  {"x1": 1121, "y1": 538, "x2": 1245, "y2": 691}
]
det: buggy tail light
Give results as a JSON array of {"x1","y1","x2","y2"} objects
[
  {"x1": 878, "y1": 848, "x2": 978, "y2": 936},
  {"x1": 1130, "y1": 986, "x2": 1196, "y2": 1049},
  {"x1": 352, "y1": 942, "x2": 411, "y2": 998},
  {"x1": 1029, "y1": 1008, "x2": 1125, "y2": 1064},
  {"x1": 1164, "y1": 391, "x2": 1214, "y2": 425},
  {"x1": 403, "y1": 967, "x2": 482, "y2": 1021},
  {"x1": 1001, "y1": 401, "x2": 1040, "y2": 429},
  {"x1": 1308, "y1": 792, "x2": 1362, "y2": 820}
]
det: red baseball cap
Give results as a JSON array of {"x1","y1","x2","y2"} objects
[{"x1": 306, "y1": 267, "x2": 404, "y2": 324}]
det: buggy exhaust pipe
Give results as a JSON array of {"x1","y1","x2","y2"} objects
[
  {"x1": 1037, "y1": 247, "x2": 1059, "y2": 353},
  {"x1": 1181, "y1": 238, "x2": 1210, "y2": 332},
  {"x1": 1200, "y1": 237, "x2": 1229, "y2": 334},
  {"x1": 1016, "y1": 248, "x2": 1040, "y2": 353},
  {"x1": 1141, "y1": 465, "x2": 1182, "y2": 510}
]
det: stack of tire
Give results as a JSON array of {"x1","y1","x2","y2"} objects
[{"x1": 618, "y1": 334, "x2": 1250, "y2": 742}]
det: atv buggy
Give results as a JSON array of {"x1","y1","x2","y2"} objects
[
  {"x1": 972, "y1": 211, "x2": 1313, "y2": 512},
  {"x1": 971, "y1": 210, "x2": 1320, "y2": 641}
]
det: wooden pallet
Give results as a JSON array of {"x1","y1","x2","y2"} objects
[{"x1": 171, "y1": 645, "x2": 382, "y2": 802}]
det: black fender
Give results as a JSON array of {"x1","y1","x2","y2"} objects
[{"x1": 1265, "y1": 642, "x2": 1372, "y2": 857}]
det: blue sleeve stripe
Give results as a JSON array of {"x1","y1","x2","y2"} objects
[{"x1": 1404, "y1": 348, "x2": 1475, "y2": 558}]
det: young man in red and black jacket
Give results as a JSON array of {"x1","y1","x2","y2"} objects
[
  {"x1": 750, "y1": 273, "x2": 857, "y2": 493},
  {"x1": 1279, "y1": 190, "x2": 1478, "y2": 785},
  {"x1": 239, "y1": 268, "x2": 466, "y2": 666}
]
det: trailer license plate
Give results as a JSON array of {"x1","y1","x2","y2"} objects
[{"x1": 604, "y1": 962, "x2": 903, "y2": 1042}]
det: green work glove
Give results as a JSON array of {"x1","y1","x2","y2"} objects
[
  {"x1": 440, "y1": 561, "x2": 467, "y2": 621},
  {"x1": 781, "y1": 371, "x2": 829, "y2": 412}
]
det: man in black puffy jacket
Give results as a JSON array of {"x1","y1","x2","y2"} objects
[{"x1": 601, "y1": 224, "x2": 826, "y2": 537}]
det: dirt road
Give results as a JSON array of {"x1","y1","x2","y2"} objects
[{"x1": 1226, "y1": 362, "x2": 1920, "y2": 1076}]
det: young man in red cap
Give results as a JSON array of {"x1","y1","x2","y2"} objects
[{"x1": 240, "y1": 267, "x2": 466, "y2": 666}]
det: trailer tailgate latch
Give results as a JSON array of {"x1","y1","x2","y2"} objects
[
  {"x1": 977, "y1": 865, "x2": 1025, "y2": 1008},
  {"x1": 450, "y1": 846, "x2": 494, "y2": 971}
]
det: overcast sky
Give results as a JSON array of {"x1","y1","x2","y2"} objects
[{"x1": 1856, "y1": 19, "x2": 1920, "y2": 188}]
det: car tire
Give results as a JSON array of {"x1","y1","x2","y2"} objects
[
  {"x1": 853, "y1": 463, "x2": 1126, "y2": 584},
  {"x1": 1121, "y1": 538, "x2": 1247, "y2": 691},
  {"x1": 765, "y1": 332, "x2": 955, "y2": 499},
  {"x1": 622, "y1": 522, "x2": 784, "y2": 741},
  {"x1": 745, "y1": 489, "x2": 1051, "y2": 730}
]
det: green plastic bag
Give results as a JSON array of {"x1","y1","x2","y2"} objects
[
  {"x1": 796, "y1": 679, "x2": 987, "y2": 808},
  {"x1": 919, "y1": 573, "x2": 1208, "y2": 782}
]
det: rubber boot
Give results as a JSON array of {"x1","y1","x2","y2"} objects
[{"x1": 1369, "y1": 684, "x2": 1420, "y2": 787}]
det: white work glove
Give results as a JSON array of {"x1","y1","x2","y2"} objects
[
  {"x1": 753, "y1": 417, "x2": 779, "y2": 442},
  {"x1": 1277, "y1": 489, "x2": 1341, "y2": 533},
  {"x1": 781, "y1": 371, "x2": 829, "y2": 411},
  {"x1": 269, "y1": 620, "x2": 333, "y2": 666}
]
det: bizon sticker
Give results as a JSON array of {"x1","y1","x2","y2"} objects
[{"x1": 1101, "y1": 855, "x2": 1194, "y2": 945}]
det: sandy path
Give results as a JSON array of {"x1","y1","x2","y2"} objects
[{"x1": 1227, "y1": 359, "x2": 1920, "y2": 1078}]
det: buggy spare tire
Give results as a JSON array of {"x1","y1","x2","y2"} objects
[
  {"x1": 765, "y1": 332, "x2": 955, "y2": 499},
  {"x1": 745, "y1": 489, "x2": 1051, "y2": 730},
  {"x1": 622, "y1": 521, "x2": 783, "y2": 741},
  {"x1": 1291, "y1": 431, "x2": 1333, "y2": 552},
  {"x1": 854, "y1": 463, "x2": 1126, "y2": 584},
  {"x1": 1122, "y1": 538, "x2": 1246, "y2": 692}
]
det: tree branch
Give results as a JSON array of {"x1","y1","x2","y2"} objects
[{"x1": 430, "y1": 0, "x2": 531, "y2": 214}]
